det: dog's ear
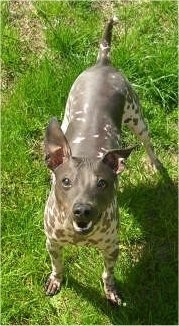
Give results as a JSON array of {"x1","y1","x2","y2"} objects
[
  {"x1": 102, "y1": 146, "x2": 136, "y2": 174},
  {"x1": 44, "y1": 117, "x2": 71, "y2": 170}
]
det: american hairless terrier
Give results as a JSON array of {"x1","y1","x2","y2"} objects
[{"x1": 44, "y1": 17, "x2": 164, "y2": 305}]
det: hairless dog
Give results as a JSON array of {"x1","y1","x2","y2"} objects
[{"x1": 44, "y1": 17, "x2": 164, "y2": 305}]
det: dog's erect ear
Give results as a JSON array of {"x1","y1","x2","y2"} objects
[
  {"x1": 44, "y1": 117, "x2": 71, "y2": 170},
  {"x1": 102, "y1": 146, "x2": 136, "y2": 174}
]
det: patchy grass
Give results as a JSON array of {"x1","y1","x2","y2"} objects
[{"x1": 1, "y1": 0, "x2": 177, "y2": 325}]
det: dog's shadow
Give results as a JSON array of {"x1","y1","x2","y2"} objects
[
  {"x1": 63, "y1": 176, "x2": 178, "y2": 324},
  {"x1": 117, "y1": 176, "x2": 178, "y2": 324}
]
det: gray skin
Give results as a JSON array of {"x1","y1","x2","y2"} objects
[{"x1": 63, "y1": 65, "x2": 126, "y2": 157}]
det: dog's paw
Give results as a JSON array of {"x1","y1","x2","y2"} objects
[
  {"x1": 45, "y1": 275, "x2": 61, "y2": 296},
  {"x1": 105, "y1": 288, "x2": 122, "y2": 306}
]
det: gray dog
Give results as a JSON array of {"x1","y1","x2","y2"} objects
[{"x1": 44, "y1": 17, "x2": 163, "y2": 305}]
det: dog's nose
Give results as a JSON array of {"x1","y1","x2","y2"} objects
[{"x1": 73, "y1": 203, "x2": 92, "y2": 217}]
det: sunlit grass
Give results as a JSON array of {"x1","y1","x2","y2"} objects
[{"x1": 1, "y1": 1, "x2": 177, "y2": 325}]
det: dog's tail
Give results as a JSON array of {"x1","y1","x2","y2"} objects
[{"x1": 97, "y1": 16, "x2": 118, "y2": 65}]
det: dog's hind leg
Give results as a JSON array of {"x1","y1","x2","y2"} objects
[{"x1": 123, "y1": 95, "x2": 165, "y2": 172}]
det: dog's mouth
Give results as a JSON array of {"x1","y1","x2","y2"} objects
[{"x1": 72, "y1": 220, "x2": 93, "y2": 234}]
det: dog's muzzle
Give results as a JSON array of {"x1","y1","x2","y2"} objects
[{"x1": 72, "y1": 203, "x2": 94, "y2": 234}]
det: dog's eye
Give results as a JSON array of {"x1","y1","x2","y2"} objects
[
  {"x1": 62, "y1": 178, "x2": 72, "y2": 188},
  {"x1": 97, "y1": 178, "x2": 107, "y2": 188}
]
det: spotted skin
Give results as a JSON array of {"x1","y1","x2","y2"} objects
[{"x1": 44, "y1": 18, "x2": 164, "y2": 306}]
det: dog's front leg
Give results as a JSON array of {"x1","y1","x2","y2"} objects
[
  {"x1": 45, "y1": 238, "x2": 64, "y2": 296},
  {"x1": 101, "y1": 243, "x2": 122, "y2": 305}
]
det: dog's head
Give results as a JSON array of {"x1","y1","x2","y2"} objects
[{"x1": 45, "y1": 118, "x2": 134, "y2": 234}]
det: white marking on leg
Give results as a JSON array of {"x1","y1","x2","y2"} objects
[{"x1": 93, "y1": 134, "x2": 99, "y2": 138}]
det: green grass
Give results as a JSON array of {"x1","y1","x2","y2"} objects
[{"x1": 1, "y1": 0, "x2": 178, "y2": 325}]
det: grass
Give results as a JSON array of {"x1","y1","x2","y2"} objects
[{"x1": 1, "y1": 0, "x2": 178, "y2": 325}]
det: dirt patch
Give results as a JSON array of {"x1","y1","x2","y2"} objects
[
  {"x1": 1, "y1": 0, "x2": 47, "y2": 97},
  {"x1": 8, "y1": 0, "x2": 46, "y2": 56},
  {"x1": 92, "y1": 0, "x2": 150, "y2": 15}
]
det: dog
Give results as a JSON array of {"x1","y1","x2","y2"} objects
[{"x1": 44, "y1": 17, "x2": 164, "y2": 305}]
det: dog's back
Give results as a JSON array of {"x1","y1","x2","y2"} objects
[{"x1": 61, "y1": 17, "x2": 135, "y2": 158}]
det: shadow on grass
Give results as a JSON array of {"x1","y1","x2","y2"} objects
[
  {"x1": 118, "y1": 177, "x2": 178, "y2": 325},
  {"x1": 64, "y1": 178, "x2": 178, "y2": 325}
]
